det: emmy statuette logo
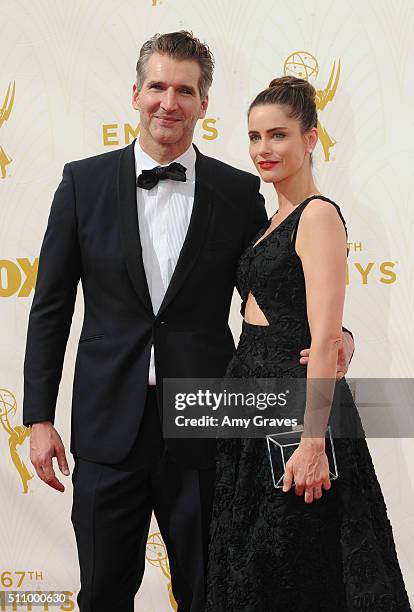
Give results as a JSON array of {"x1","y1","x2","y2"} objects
[
  {"x1": 284, "y1": 52, "x2": 340, "y2": 162},
  {"x1": 146, "y1": 531, "x2": 178, "y2": 610},
  {"x1": 0, "y1": 389, "x2": 33, "y2": 494},
  {"x1": 0, "y1": 81, "x2": 15, "y2": 179}
]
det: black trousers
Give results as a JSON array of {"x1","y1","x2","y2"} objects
[{"x1": 71, "y1": 386, "x2": 215, "y2": 612}]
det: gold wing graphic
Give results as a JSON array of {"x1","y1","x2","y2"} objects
[
  {"x1": 0, "y1": 81, "x2": 15, "y2": 178},
  {"x1": 315, "y1": 60, "x2": 340, "y2": 111},
  {"x1": 0, "y1": 81, "x2": 15, "y2": 129}
]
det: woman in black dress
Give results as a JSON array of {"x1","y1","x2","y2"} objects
[{"x1": 205, "y1": 76, "x2": 411, "y2": 611}]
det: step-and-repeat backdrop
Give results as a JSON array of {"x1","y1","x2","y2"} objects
[{"x1": 1, "y1": 0, "x2": 413, "y2": 609}]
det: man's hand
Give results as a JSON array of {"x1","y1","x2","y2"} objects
[
  {"x1": 299, "y1": 330, "x2": 355, "y2": 379},
  {"x1": 30, "y1": 422, "x2": 70, "y2": 492}
]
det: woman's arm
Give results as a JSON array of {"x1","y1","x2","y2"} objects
[
  {"x1": 282, "y1": 199, "x2": 348, "y2": 503},
  {"x1": 296, "y1": 199, "x2": 348, "y2": 382}
]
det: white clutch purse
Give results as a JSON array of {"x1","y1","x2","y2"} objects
[{"x1": 266, "y1": 425, "x2": 339, "y2": 489}]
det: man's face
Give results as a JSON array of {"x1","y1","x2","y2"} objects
[{"x1": 132, "y1": 52, "x2": 209, "y2": 151}]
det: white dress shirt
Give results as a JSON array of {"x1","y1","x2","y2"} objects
[{"x1": 134, "y1": 139, "x2": 196, "y2": 385}]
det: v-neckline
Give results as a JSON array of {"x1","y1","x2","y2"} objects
[{"x1": 252, "y1": 194, "x2": 321, "y2": 249}]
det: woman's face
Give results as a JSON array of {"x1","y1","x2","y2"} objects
[{"x1": 248, "y1": 104, "x2": 317, "y2": 183}]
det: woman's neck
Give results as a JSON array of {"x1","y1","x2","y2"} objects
[{"x1": 274, "y1": 178, "x2": 320, "y2": 215}]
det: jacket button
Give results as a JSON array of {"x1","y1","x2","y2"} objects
[{"x1": 159, "y1": 321, "x2": 166, "y2": 325}]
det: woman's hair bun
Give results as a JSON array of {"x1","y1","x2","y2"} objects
[
  {"x1": 248, "y1": 74, "x2": 318, "y2": 134},
  {"x1": 268, "y1": 76, "x2": 316, "y2": 101}
]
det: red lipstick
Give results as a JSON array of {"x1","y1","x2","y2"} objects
[{"x1": 258, "y1": 161, "x2": 279, "y2": 169}]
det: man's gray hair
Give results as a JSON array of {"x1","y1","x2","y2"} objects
[{"x1": 136, "y1": 31, "x2": 214, "y2": 99}]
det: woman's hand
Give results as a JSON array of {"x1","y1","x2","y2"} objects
[{"x1": 282, "y1": 438, "x2": 331, "y2": 503}]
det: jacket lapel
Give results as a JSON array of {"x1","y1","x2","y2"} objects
[
  {"x1": 118, "y1": 140, "x2": 154, "y2": 315},
  {"x1": 157, "y1": 146, "x2": 213, "y2": 317}
]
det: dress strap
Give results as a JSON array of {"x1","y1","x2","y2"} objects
[{"x1": 290, "y1": 195, "x2": 348, "y2": 248}]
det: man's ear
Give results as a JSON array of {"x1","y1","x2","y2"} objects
[
  {"x1": 132, "y1": 83, "x2": 140, "y2": 111},
  {"x1": 199, "y1": 95, "x2": 209, "y2": 119}
]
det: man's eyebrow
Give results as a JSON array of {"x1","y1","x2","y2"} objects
[
  {"x1": 146, "y1": 80, "x2": 196, "y2": 93},
  {"x1": 147, "y1": 80, "x2": 164, "y2": 87}
]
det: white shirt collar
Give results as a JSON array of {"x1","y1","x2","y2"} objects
[{"x1": 134, "y1": 139, "x2": 196, "y2": 182}]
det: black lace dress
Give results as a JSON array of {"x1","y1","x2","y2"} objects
[{"x1": 205, "y1": 196, "x2": 411, "y2": 611}]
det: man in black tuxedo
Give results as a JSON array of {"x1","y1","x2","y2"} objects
[{"x1": 23, "y1": 31, "x2": 354, "y2": 612}]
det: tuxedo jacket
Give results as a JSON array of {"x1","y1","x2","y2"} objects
[{"x1": 23, "y1": 140, "x2": 268, "y2": 469}]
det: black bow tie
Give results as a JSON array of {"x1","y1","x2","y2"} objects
[{"x1": 136, "y1": 162, "x2": 187, "y2": 190}]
